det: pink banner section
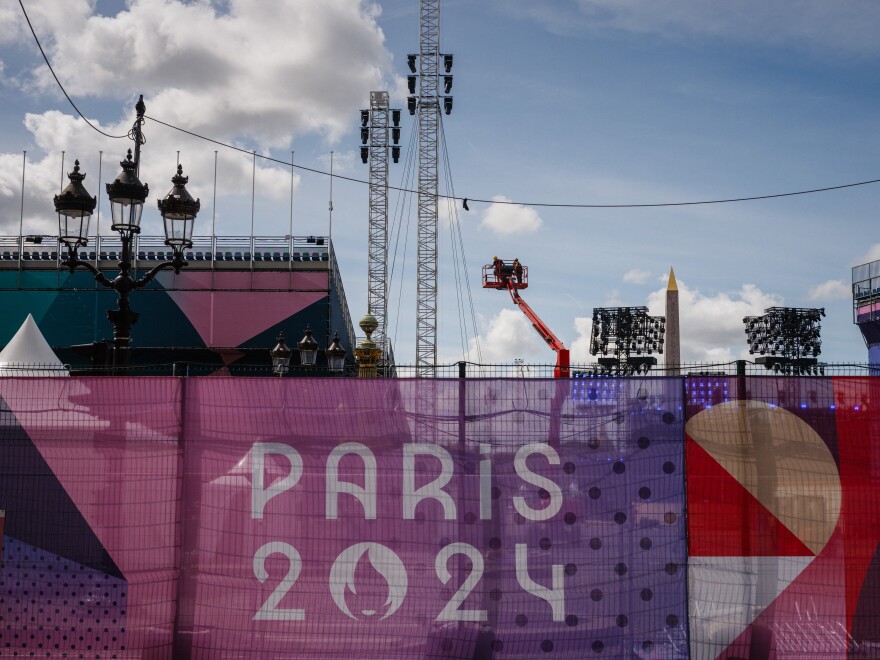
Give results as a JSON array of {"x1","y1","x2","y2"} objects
[{"x1": 0, "y1": 377, "x2": 182, "y2": 656}]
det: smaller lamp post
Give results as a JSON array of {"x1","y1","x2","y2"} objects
[
  {"x1": 297, "y1": 326, "x2": 319, "y2": 367},
  {"x1": 270, "y1": 332, "x2": 293, "y2": 376},
  {"x1": 326, "y1": 331, "x2": 347, "y2": 373}
]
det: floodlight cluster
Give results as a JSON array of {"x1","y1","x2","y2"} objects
[
  {"x1": 359, "y1": 107, "x2": 402, "y2": 165},
  {"x1": 590, "y1": 307, "x2": 666, "y2": 359},
  {"x1": 743, "y1": 306, "x2": 825, "y2": 359},
  {"x1": 406, "y1": 52, "x2": 454, "y2": 117}
]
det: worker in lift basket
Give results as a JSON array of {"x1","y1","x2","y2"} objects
[
  {"x1": 492, "y1": 256, "x2": 502, "y2": 281},
  {"x1": 513, "y1": 258, "x2": 523, "y2": 284}
]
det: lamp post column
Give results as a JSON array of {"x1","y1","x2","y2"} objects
[{"x1": 54, "y1": 97, "x2": 200, "y2": 372}]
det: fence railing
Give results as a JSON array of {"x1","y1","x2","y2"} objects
[
  {"x1": 52, "y1": 360, "x2": 880, "y2": 378},
  {"x1": 0, "y1": 234, "x2": 332, "y2": 269}
]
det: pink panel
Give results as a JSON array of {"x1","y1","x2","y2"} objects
[
  {"x1": 155, "y1": 270, "x2": 330, "y2": 347},
  {"x1": 163, "y1": 289, "x2": 326, "y2": 347},
  {"x1": 292, "y1": 270, "x2": 329, "y2": 290},
  {"x1": 0, "y1": 376, "x2": 184, "y2": 653}
]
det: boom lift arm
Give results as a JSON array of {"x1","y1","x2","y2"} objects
[{"x1": 483, "y1": 259, "x2": 570, "y2": 378}]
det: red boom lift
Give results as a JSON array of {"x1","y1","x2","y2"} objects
[{"x1": 483, "y1": 258, "x2": 570, "y2": 378}]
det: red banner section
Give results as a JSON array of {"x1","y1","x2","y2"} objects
[{"x1": 685, "y1": 375, "x2": 880, "y2": 659}]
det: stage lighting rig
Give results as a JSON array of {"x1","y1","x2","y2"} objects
[
  {"x1": 743, "y1": 306, "x2": 825, "y2": 374},
  {"x1": 589, "y1": 306, "x2": 665, "y2": 375}
]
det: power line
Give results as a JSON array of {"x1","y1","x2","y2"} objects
[
  {"x1": 17, "y1": 0, "x2": 127, "y2": 140},
  {"x1": 101, "y1": 114, "x2": 880, "y2": 211},
  {"x1": 19, "y1": 0, "x2": 880, "y2": 211}
]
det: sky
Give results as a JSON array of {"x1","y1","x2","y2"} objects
[{"x1": 1, "y1": 0, "x2": 879, "y2": 367}]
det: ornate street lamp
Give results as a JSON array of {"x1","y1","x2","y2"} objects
[
  {"x1": 53, "y1": 96, "x2": 199, "y2": 368},
  {"x1": 55, "y1": 160, "x2": 96, "y2": 248},
  {"x1": 158, "y1": 164, "x2": 200, "y2": 251},
  {"x1": 297, "y1": 326, "x2": 319, "y2": 367},
  {"x1": 270, "y1": 332, "x2": 293, "y2": 376},
  {"x1": 273, "y1": 327, "x2": 346, "y2": 376},
  {"x1": 326, "y1": 331, "x2": 347, "y2": 373}
]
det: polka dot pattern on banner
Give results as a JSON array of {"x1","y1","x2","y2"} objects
[
  {"x1": 467, "y1": 399, "x2": 688, "y2": 659},
  {"x1": 0, "y1": 538, "x2": 127, "y2": 657}
]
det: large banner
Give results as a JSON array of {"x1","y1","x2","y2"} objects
[{"x1": 2, "y1": 375, "x2": 879, "y2": 658}]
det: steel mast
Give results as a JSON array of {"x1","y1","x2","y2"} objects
[
  {"x1": 408, "y1": 0, "x2": 453, "y2": 377},
  {"x1": 359, "y1": 93, "x2": 401, "y2": 362}
]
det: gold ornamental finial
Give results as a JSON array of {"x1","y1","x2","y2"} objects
[{"x1": 355, "y1": 311, "x2": 382, "y2": 377}]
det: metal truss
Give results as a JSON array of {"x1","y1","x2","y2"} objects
[
  {"x1": 367, "y1": 91, "x2": 390, "y2": 355},
  {"x1": 415, "y1": 0, "x2": 440, "y2": 377}
]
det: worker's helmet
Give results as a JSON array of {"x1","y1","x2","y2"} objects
[{"x1": 493, "y1": 256, "x2": 497, "y2": 260}]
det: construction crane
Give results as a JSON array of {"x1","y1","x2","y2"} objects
[{"x1": 483, "y1": 258, "x2": 570, "y2": 378}]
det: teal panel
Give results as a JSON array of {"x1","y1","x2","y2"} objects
[
  {"x1": 19, "y1": 270, "x2": 63, "y2": 290},
  {"x1": 0, "y1": 271, "x2": 63, "y2": 342},
  {"x1": 329, "y1": 279, "x2": 354, "y2": 355},
  {"x1": 0, "y1": 291, "x2": 59, "y2": 344},
  {"x1": 116, "y1": 288, "x2": 205, "y2": 348}
]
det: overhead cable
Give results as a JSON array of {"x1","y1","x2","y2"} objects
[
  {"x1": 17, "y1": 0, "x2": 127, "y2": 140},
  {"x1": 20, "y1": 0, "x2": 880, "y2": 211}
]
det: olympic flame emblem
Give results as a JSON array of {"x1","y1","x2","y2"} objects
[{"x1": 329, "y1": 542, "x2": 408, "y2": 620}]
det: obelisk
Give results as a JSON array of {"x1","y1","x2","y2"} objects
[{"x1": 665, "y1": 268, "x2": 680, "y2": 375}]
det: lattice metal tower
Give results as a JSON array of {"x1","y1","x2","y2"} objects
[
  {"x1": 359, "y1": 92, "x2": 400, "y2": 357},
  {"x1": 407, "y1": 0, "x2": 453, "y2": 377}
]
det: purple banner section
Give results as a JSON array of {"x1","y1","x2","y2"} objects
[
  {"x1": 0, "y1": 377, "x2": 686, "y2": 659},
  {"x1": 181, "y1": 378, "x2": 687, "y2": 659}
]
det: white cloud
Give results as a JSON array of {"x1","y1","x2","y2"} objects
[
  {"x1": 9, "y1": 0, "x2": 391, "y2": 144},
  {"x1": 480, "y1": 195, "x2": 543, "y2": 236},
  {"x1": 807, "y1": 279, "x2": 850, "y2": 302},
  {"x1": 604, "y1": 289, "x2": 623, "y2": 307},
  {"x1": 570, "y1": 316, "x2": 594, "y2": 363},
  {"x1": 0, "y1": 0, "x2": 393, "y2": 234},
  {"x1": 646, "y1": 278, "x2": 784, "y2": 363},
  {"x1": 437, "y1": 195, "x2": 463, "y2": 229},
  {"x1": 623, "y1": 268, "x2": 651, "y2": 284},
  {"x1": 466, "y1": 308, "x2": 546, "y2": 363},
  {"x1": 854, "y1": 244, "x2": 880, "y2": 266}
]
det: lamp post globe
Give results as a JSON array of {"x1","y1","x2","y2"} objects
[
  {"x1": 270, "y1": 332, "x2": 293, "y2": 376},
  {"x1": 106, "y1": 149, "x2": 148, "y2": 239},
  {"x1": 327, "y1": 331, "x2": 347, "y2": 373},
  {"x1": 298, "y1": 326, "x2": 319, "y2": 367},
  {"x1": 158, "y1": 164, "x2": 200, "y2": 254},
  {"x1": 54, "y1": 160, "x2": 96, "y2": 249}
]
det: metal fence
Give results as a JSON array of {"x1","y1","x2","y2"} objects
[{"x1": 56, "y1": 360, "x2": 880, "y2": 378}]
